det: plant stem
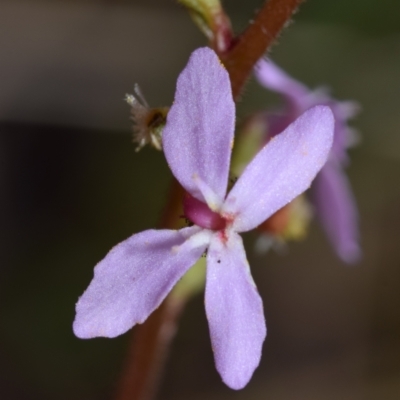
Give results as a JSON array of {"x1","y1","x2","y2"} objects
[
  {"x1": 114, "y1": 1, "x2": 305, "y2": 399},
  {"x1": 114, "y1": 295, "x2": 185, "y2": 400},
  {"x1": 114, "y1": 180, "x2": 185, "y2": 400},
  {"x1": 221, "y1": 0, "x2": 305, "y2": 99}
]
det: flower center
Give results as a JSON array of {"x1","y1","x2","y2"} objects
[{"x1": 183, "y1": 193, "x2": 227, "y2": 231}]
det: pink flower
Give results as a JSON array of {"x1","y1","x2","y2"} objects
[
  {"x1": 255, "y1": 59, "x2": 361, "y2": 263},
  {"x1": 73, "y1": 48, "x2": 334, "y2": 389}
]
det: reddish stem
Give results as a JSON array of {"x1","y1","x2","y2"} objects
[
  {"x1": 114, "y1": 180, "x2": 185, "y2": 400},
  {"x1": 114, "y1": 296, "x2": 185, "y2": 400},
  {"x1": 221, "y1": 0, "x2": 305, "y2": 99}
]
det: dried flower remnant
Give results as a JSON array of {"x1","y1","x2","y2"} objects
[
  {"x1": 255, "y1": 59, "x2": 361, "y2": 263},
  {"x1": 126, "y1": 84, "x2": 169, "y2": 151},
  {"x1": 74, "y1": 48, "x2": 334, "y2": 389}
]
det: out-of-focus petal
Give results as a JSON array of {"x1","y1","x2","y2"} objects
[
  {"x1": 73, "y1": 226, "x2": 211, "y2": 338},
  {"x1": 205, "y1": 232, "x2": 266, "y2": 389},
  {"x1": 254, "y1": 58, "x2": 309, "y2": 108},
  {"x1": 312, "y1": 162, "x2": 361, "y2": 263},
  {"x1": 223, "y1": 106, "x2": 334, "y2": 232},
  {"x1": 330, "y1": 100, "x2": 360, "y2": 165},
  {"x1": 334, "y1": 100, "x2": 360, "y2": 121},
  {"x1": 163, "y1": 47, "x2": 235, "y2": 205}
]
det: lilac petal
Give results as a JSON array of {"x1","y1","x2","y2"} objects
[
  {"x1": 312, "y1": 162, "x2": 361, "y2": 263},
  {"x1": 205, "y1": 232, "x2": 266, "y2": 389},
  {"x1": 192, "y1": 173, "x2": 223, "y2": 211},
  {"x1": 163, "y1": 47, "x2": 235, "y2": 204},
  {"x1": 73, "y1": 226, "x2": 211, "y2": 338},
  {"x1": 254, "y1": 58, "x2": 309, "y2": 108},
  {"x1": 330, "y1": 100, "x2": 360, "y2": 165},
  {"x1": 223, "y1": 105, "x2": 334, "y2": 232}
]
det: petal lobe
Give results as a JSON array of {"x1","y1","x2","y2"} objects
[
  {"x1": 205, "y1": 232, "x2": 266, "y2": 389},
  {"x1": 163, "y1": 47, "x2": 235, "y2": 204},
  {"x1": 73, "y1": 227, "x2": 210, "y2": 338},
  {"x1": 224, "y1": 105, "x2": 334, "y2": 232}
]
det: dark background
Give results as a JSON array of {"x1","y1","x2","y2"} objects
[{"x1": 1, "y1": 0, "x2": 400, "y2": 399}]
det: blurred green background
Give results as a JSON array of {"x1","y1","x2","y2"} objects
[{"x1": 1, "y1": 0, "x2": 400, "y2": 399}]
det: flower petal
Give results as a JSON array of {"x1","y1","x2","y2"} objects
[
  {"x1": 330, "y1": 101, "x2": 360, "y2": 165},
  {"x1": 73, "y1": 226, "x2": 211, "y2": 338},
  {"x1": 163, "y1": 47, "x2": 235, "y2": 204},
  {"x1": 312, "y1": 162, "x2": 361, "y2": 263},
  {"x1": 223, "y1": 105, "x2": 334, "y2": 232},
  {"x1": 192, "y1": 173, "x2": 224, "y2": 211},
  {"x1": 205, "y1": 232, "x2": 266, "y2": 389},
  {"x1": 254, "y1": 58, "x2": 309, "y2": 108}
]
